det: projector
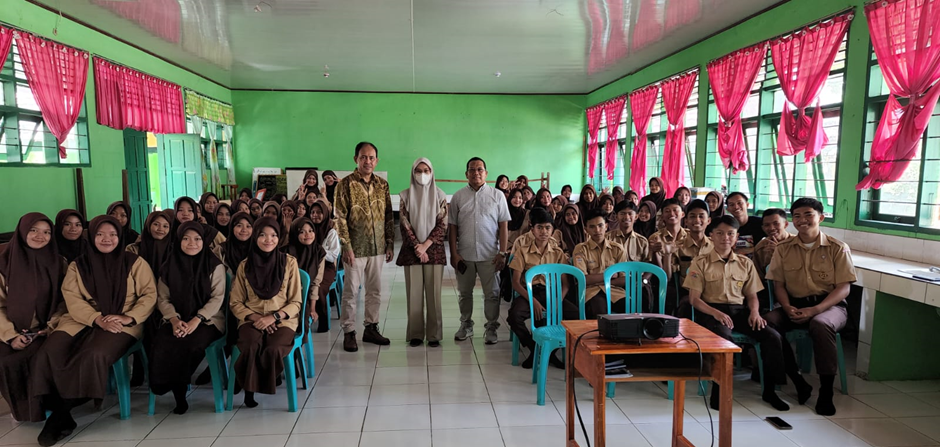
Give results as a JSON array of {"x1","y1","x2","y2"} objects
[{"x1": 598, "y1": 313, "x2": 680, "y2": 341}]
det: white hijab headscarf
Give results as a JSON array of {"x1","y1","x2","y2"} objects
[{"x1": 401, "y1": 157, "x2": 447, "y2": 241}]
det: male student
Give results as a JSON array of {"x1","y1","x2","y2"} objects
[
  {"x1": 606, "y1": 201, "x2": 649, "y2": 262},
  {"x1": 765, "y1": 197, "x2": 856, "y2": 416},
  {"x1": 573, "y1": 209, "x2": 628, "y2": 319},
  {"x1": 673, "y1": 200, "x2": 714, "y2": 316},
  {"x1": 684, "y1": 215, "x2": 811, "y2": 412},
  {"x1": 753, "y1": 208, "x2": 790, "y2": 280},
  {"x1": 725, "y1": 192, "x2": 765, "y2": 258},
  {"x1": 506, "y1": 208, "x2": 577, "y2": 369},
  {"x1": 647, "y1": 199, "x2": 686, "y2": 314}
]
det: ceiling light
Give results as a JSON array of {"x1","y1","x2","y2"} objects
[
  {"x1": 495, "y1": 72, "x2": 501, "y2": 78},
  {"x1": 253, "y1": 1, "x2": 272, "y2": 13}
]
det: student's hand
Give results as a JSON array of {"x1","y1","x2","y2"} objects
[
  {"x1": 199, "y1": 216, "x2": 208, "y2": 225},
  {"x1": 748, "y1": 312, "x2": 766, "y2": 331},
  {"x1": 712, "y1": 310, "x2": 734, "y2": 329},
  {"x1": 185, "y1": 317, "x2": 201, "y2": 336},
  {"x1": 265, "y1": 325, "x2": 276, "y2": 334},
  {"x1": 791, "y1": 306, "x2": 819, "y2": 325},
  {"x1": 96, "y1": 315, "x2": 124, "y2": 333},
  {"x1": 308, "y1": 308, "x2": 319, "y2": 322},
  {"x1": 170, "y1": 317, "x2": 188, "y2": 338},
  {"x1": 418, "y1": 252, "x2": 430, "y2": 264},
  {"x1": 414, "y1": 243, "x2": 428, "y2": 259},
  {"x1": 649, "y1": 239, "x2": 663, "y2": 254},
  {"x1": 533, "y1": 300, "x2": 546, "y2": 321},
  {"x1": 253, "y1": 315, "x2": 276, "y2": 330},
  {"x1": 10, "y1": 335, "x2": 32, "y2": 350},
  {"x1": 783, "y1": 305, "x2": 801, "y2": 320},
  {"x1": 343, "y1": 249, "x2": 356, "y2": 266},
  {"x1": 450, "y1": 253, "x2": 464, "y2": 271},
  {"x1": 385, "y1": 247, "x2": 394, "y2": 263}
]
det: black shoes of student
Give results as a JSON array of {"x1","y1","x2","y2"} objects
[
  {"x1": 409, "y1": 339, "x2": 423, "y2": 347},
  {"x1": 428, "y1": 341, "x2": 440, "y2": 348},
  {"x1": 762, "y1": 391, "x2": 790, "y2": 411},
  {"x1": 38, "y1": 412, "x2": 74, "y2": 447},
  {"x1": 795, "y1": 380, "x2": 814, "y2": 405},
  {"x1": 815, "y1": 387, "x2": 836, "y2": 416},
  {"x1": 521, "y1": 353, "x2": 534, "y2": 369},
  {"x1": 344, "y1": 331, "x2": 358, "y2": 352},
  {"x1": 244, "y1": 391, "x2": 259, "y2": 408},
  {"x1": 363, "y1": 324, "x2": 390, "y2": 346}
]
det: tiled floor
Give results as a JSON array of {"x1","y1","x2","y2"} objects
[{"x1": 3, "y1": 257, "x2": 940, "y2": 446}]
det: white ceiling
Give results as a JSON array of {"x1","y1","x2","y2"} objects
[{"x1": 32, "y1": 0, "x2": 785, "y2": 93}]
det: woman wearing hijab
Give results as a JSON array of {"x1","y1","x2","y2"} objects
[
  {"x1": 222, "y1": 212, "x2": 254, "y2": 274},
  {"x1": 309, "y1": 200, "x2": 341, "y2": 333},
  {"x1": 262, "y1": 201, "x2": 280, "y2": 220},
  {"x1": 506, "y1": 189, "x2": 529, "y2": 248},
  {"x1": 577, "y1": 184, "x2": 598, "y2": 217},
  {"x1": 279, "y1": 201, "x2": 298, "y2": 246},
  {"x1": 238, "y1": 188, "x2": 254, "y2": 201},
  {"x1": 296, "y1": 202, "x2": 308, "y2": 221},
  {"x1": 551, "y1": 195, "x2": 567, "y2": 217},
  {"x1": 33, "y1": 216, "x2": 156, "y2": 446},
  {"x1": 495, "y1": 175, "x2": 511, "y2": 198},
  {"x1": 292, "y1": 169, "x2": 322, "y2": 201},
  {"x1": 174, "y1": 197, "x2": 226, "y2": 261},
  {"x1": 303, "y1": 190, "x2": 319, "y2": 212},
  {"x1": 55, "y1": 210, "x2": 89, "y2": 265},
  {"x1": 612, "y1": 186, "x2": 626, "y2": 205},
  {"x1": 705, "y1": 191, "x2": 725, "y2": 220},
  {"x1": 625, "y1": 190, "x2": 640, "y2": 207},
  {"x1": 520, "y1": 188, "x2": 556, "y2": 233},
  {"x1": 248, "y1": 199, "x2": 264, "y2": 220},
  {"x1": 640, "y1": 177, "x2": 667, "y2": 210},
  {"x1": 107, "y1": 201, "x2": 139, "y2": 247},
  {"x1": 598, "y1": 193, "x2": 619, "y2": 233},
  {"x1": 673, "y1": 186, "x2": 692, "y2": 210},
  {"x1": 149, "y1": 221, "x2": 225, "y2": 415},
  {"x1": 199, "y1": 192, "x2": 220, "y2": 226},
  {"x1": 0, "y1": 213, "x2": 66, "y2": 423},
  {"x1": 283, "y1": 217, "x2": 325, "y2": 328},
  {"x1": 232, "y1": 199, "x2": 251, "y2": 216},
  {"x1": 321, "y1": 170, "x2": 338, "y2": 208},
  {"x1": 271, "y1": 194, "x2": 288, "y2": 205},
  {"x1": 396, "y1": 158, "x2": 448, "y2": 347},
  {"x1": 522, "y1": 186, "x2": 536, "y2": 210},
  {"x1": 555, "y1": 204, "x2": 586, "y2": 256},
  {"x1": 636, "y1": 201, "x2": 659, "y2": 239},
  {"x1": 214, "y1": 203, "x2": 233, "y2": 238}
]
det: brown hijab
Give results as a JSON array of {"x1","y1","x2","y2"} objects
[
  {"x1": 54, "y1": 209, "x2": 89, "y2": 264},
  {"x1": 558, "y1": 204, "x2": 586, "y2": 255},
  {"x1": 640, "y1": 177, "x2": 667, "y2": 210},
  {"x1": 297, "y1": 169, "x2": 321, "y2": 199},
  {"x1": 0, "y1": 213, "x2": 62, "y2": 332},
  {"x1": 309, "y1": 199, "x2": 334, "y2": 245},
  {"x1": 199, "y1": 192, "x2": 220, "y2": 226},
  {"x1": 223, "y1": 212, "x2": 254, "y2": 271},
  {"x1": 283, "y1": 218, "x2": 325, "y2": 284},
  {"x1": 76, "y1": 216, "x2": 139, "y2": 316},
  {"x1": 138, "y1": 211, "x2": 173, "y2": 279},
  {"x1": 162, "y1": 221, "x2": 222, "y2": 321},
  {"x1": 245, "y1": 217, "x2": 286, "y2": 300},
  {"x1": 637, "y1": 200, "x2": 659, "y2": 239},
  {"x1": 107, "y1": 201, "x2": 139, "y2": 247},
  {"x1": 248, "y1": 198, "x2": 264, "y2": 219},
  {"x1": 578, "y1": 184, "x2": 598, "y2": 217}
]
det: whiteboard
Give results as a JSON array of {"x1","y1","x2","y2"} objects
[{"x1": 285, "y1": 168, "x2": 388, "y2": 199}]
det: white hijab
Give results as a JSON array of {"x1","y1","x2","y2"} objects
[{"x1": 400, "y1": 157, "x2": 446, "y2": 241}]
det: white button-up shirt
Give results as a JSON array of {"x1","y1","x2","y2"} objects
[{"x1": 449, "y1": 184, "x2": 511, "y2": 262}]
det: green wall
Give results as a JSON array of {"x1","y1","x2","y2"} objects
[
  {"x1": 231, "y1": 92, "x2": 586, "y2": 195},
  {"x1": 0, "y1": 0, "x2": 230, "y2": 231},
  {"x1": 867, "y1": 292, "x2": 940, "y2": 380}
]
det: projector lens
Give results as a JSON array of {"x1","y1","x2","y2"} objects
[{"x1": 643, "y1": 319, "x2": 665, "y2": 339}]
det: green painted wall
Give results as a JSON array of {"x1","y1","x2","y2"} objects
[
  {"x1": 0, "y1": 0, "x2": 230, "y2": 231},
  {"x1": 867, "y1": 292, "x2": 940, "y2": 381},
  {"x1": 231, "y1": 92, "x2": 586, "y2": 195}
]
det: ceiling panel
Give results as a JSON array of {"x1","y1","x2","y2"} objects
[{"x1": 27, "y1": 0, "x2": 785, "y2": 93}]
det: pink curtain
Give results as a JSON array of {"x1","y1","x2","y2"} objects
[
  {"x1": 0, "y1": 27, "x2": 13, "y2": 71},
  {"x1": 586, "y1": 104, "x2": 605, "y2": 179},
  {"x1": 15, "y1": 33, "x2": 89, "y2": 159},
  {"x1": 94, "y1": 58, "x2": 186, "y2": 134},
  {"x1": 604, "y1": 95, "x2": 627, "y2": 180},
  {"x1": 857, "y1": 0, "x2": 940, "y2": 190},
  {"x1": 629, "y1": 85, "x2": 660, "y2": 196},
  {"x1": 771, "y1": 14, "x2": 851, "y2": 162},
  {"x1": 92, "y1": 0, "x2": 181, "y2": 44},
  {"x1": 605, "y1": 0, "x2": 628, "y2": 66},
  {"x1": 660, "y1": 70, "x2": 698, "y2": 197},
  {"x1": 707, "y1": 42, "x2": 767, "y2": 173},
  {"x1": 587, "y1": 0, "x2": 606, "y2": 75},
  {"x1": 632, "y1": 0, "x2": 664, "y2": 52},
  {"x1": 665, "y1": 0, "x2": 702, "y2": 34}
]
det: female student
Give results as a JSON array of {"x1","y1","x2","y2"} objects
[
  {"x1": 199, "y1": 192, "x2": 220, "y2": 226},
  {"x1": 636, "y1": 201, "x2": 658, "y2": 239},
  {"x1": 248, "y1": 199, "x2": 264, "y2": 220},
  {"x1": 303, "y1": 190, "x2": 319, "y2": 213},
  {"x1": 310, "y1": 200, "x2": 340, "y2": 333},
  {"x1": 0, "y1": 213, "x2": 65, "y2": 423},
  {"x1": 214, "y1": 203, "x2": 233, "y2": 238},
  {"x1": 229, "y1": 217, "x2": 302, "y2": 408},
  {"x1": 625, "y1": 190, "x2": 640, "y2": 207},
  {"x1": 495, "y1": 175, "x2": 511, "y2": 198},
  {"x1": 238, "y1": 188, "x2": 253, "y2": 201},
  {"x1": 223, "y1": 213, "x2": 254, "y2": 273},
  {"x1": 705, "y1": 191, "x2": 725, "y2": 219},
  {"x1": 33, "y1": 216, "x2": 156, "y2": 446},
  {"x1": 506, "y1": 189, "x2": 529, "y2": 248},
  {"x1": 55, "y1": 210, "x2": 88, "y2": 265},
  {"x1": 233, "y1": 199, "x2": 251, "y2": 216},
  {"x1": 522, "y1": 186, "x2": 536, "y2": 210},
  {"x1": 292, "y1": 169, "x2": 322, "y2": 201},
  {"x1": 127, "y1": 211, "x2": 173, "y2": 279},
  {"x1": 612, "y1": 186, "x2": 625, "y2": 205},
  {"x1": 640, "y1": 177, "x2": 667, "y2": 210},
  {"x1": 551, "y1": 195, "x2": 567, "y2": 217},
  {"x1": 577, "y1": 184, "x2": 598, "y2": 217},
  {"x1": 396, "y1": 158, "x2": 448, "y2": 347},
  {"x1": 262, "y1": 201, "x2": 280, "y2": 219},
  {"x1": 296, "y1": 201, "x2": 308, "y2": 221},
  {"x1": 597, "y1": 193, "x2": 618, "y2": 232},
  {"x1": 321, "y1": 170, "x2": 338, "y2": 208},
  {"x1": 673, "y1": 186, "x2": 692, "y2": 210},
  {"x1": 561, "y1": 185, "x2": 573, "y2": 201},
  {"x1": 174, "y1": 197, "x2": 226, "y2": 260},
  {"x1": 556, "y1": 204, "x2": 586, "y2": 256},
  {"x1": 107, "y1": 201, "x2": 139, "y2": 247},
  {"x1": 283, "y1": 217, "x2": 325, "y2": 326}
]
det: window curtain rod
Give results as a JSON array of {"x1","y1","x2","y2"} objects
[{"x1": 0, "y1": 19, "x2": 86, "y2": 54}]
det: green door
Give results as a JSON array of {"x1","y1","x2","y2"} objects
[
  {"x1": 158, "y1": 134, "x2": 203, "y2": 209},
  {"x1": 123, "y1": 129, "x2": 151, "y2": 232}
]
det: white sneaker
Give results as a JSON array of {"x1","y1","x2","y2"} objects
[
  {"x1": 484, "y1": 328, "x2": 498, "y2": 345},
  {"x1": 454, "y1": 323, "x2": 473, "y2": 340}
]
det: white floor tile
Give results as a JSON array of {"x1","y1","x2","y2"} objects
[
  {"x1": 911, "y1": 392, "x2": 940, "y2": 409},
  {"x1": 145, "y1": 411, "x2": 234, "y2": 439},
  {"x1": 430, "y1": 403, "x2": 498, "y2": 430},
  {"x1": 285, "y1": 432, "x2": 360, "y2": 447},
  {"x1": 362, "y1": 404, "x2": 431, "y2": 431},
  {"x1": 369, "y1": 384, "x2": 430, "y2": 406},
  {"x1": 779, "y1": 418, "x2": 873, "y2": 447},
  {"x1": 431, "y1": 428, "x2": 505, "y2": 447},
  {"x1": 372, "y1": 366, "x2": 430, "y2": 385},
  {"x1": 315, "y1": 366, "x2": 375, "y2": 386},
  {"x1": 64, "y1": 441, "x2": 139, "y2": 447},
  {"x1": 553, "y1": 398, "x2": 631, "y2": 425},
  {"x1": 572, "y1": 424, "x2": 652, "y2": 446},
  {"x1": 360, "y1": 429, "x2": 432, "y2": 447},
  {"x1": 816, "y1": 394, "x2": 887, "y2": 419},
  {"x1": 138, "y1": 438, "x2": 216, "y2": 447},
  {"x1": 882, "y1": 380, "x2": 940, "y2": 394},
  {"x1": 726, "y1": 420, "x2": 800, "y2": 447},
  {"x1": 854, "y1": 394, "x2": 940, "y2": 418},
  {"x1": 492, "y1": 402, "x2": 563, "y2": 427},
  {"x1": 211, "y1": 434, "x2": 289, "y2": 447},
  {"x1": 898, "y1": 416, "x2": 940, "y2": 443},
  {"x1": 429, "y1": 382, "x2": 491, "y2": 404},
  {"x1": 306, "y1": 385, "x2": 372, "y2": 408},
  {"x1": 500, "y1": 425, "x2": 566, "y2": 447},
  {"x1": 633, "y1": 421, "x2": 716, "y2": 447},
  {"x1": 834, "y1": 418, "x2": 938, "y2": 447},
  {"x1": 429, "y1": 365, "x2": 484, "y2": 383},
  {"x1": 427, "y1": 349, "x2": 478, "y2": 366},
  {"x1": 218, "y1": 409, "x2": 299, "y2": 437},
  {"x1": 377, "y1": 350, "x2": 429, "y2": 368},
  {"x1": 614, "y1": 398, "x2": 680, "y2": 424},
  {"x1": 293, "y1": 406, "x2": 366, "y2": 433},
  {"x1": 68, "y1": 412, "x2": 165, "y2": 442}
]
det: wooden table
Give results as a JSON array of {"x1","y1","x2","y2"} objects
[{"x1": 563, "y1": 319, "x2": 741, "y2": 447}]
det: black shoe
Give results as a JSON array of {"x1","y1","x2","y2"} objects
[
  {"x1": 428, "y1": 341, "x2": 440, "y2": 348},
  {"x1": 363, "y1": 324, "x2": 390, "y2": 346},
  {"x1": 244, "y1": 391, "x2": 258, "y2": 408},
  {"x1": 344, "y1": 332, "x2": 358, "y2": 352},
  {"x1": 38, "y1": 413, "x2": 67, "y2": 447},
  {"x1": 409, "y1": 339, "x2": 423, "y2": 347},
  {"x1": 549, "y1": 352, "x2": 566, "y2": 369},
  {"x1": 815, "y1": 388, "x2": 836, "y2": 416},
  {"x1": 521, "y1": 353, "x2": 534, "y2": 369}
]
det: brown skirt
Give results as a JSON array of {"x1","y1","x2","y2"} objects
[
  {"x1": 31, "y1": 328, "x2": 135, "y2": 400},
  {"x1": 0, "y1": 340, "x2": 46, "y2": 422},
  {"x1": 315, "y1": 261, "x2": 337, "y2": 332},
  {"x1": 234, "y1": 325, "x2": 295, "y2": 395},
  {"x1": 149, "y1": 323, "x2": 221, "y2": 395}
]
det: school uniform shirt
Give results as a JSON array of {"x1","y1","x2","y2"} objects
[
  {"x1": 155, "y1": 263, "x2": 227, "y2": 332},
  {"x1": 765, "y1": 232, "x2": 857, "y2": 299},
  {"x1": 753, "y1": 232, "x2": 790, "y2": 280},
  {"x1": 551, "y1": 229, "x2": 583, "y2": 254},
  {"x1": 56, "y1": 258, "x2": 157, "y2": 339},
  {"x1": 572, "y1": 238, "x2": 627, "y2": 302},
  {"x1": 508, "y1": 232, "x2": 569, "y2": 287},
  {"x1": 647, "y1": 227, "x2": 688, "y2": 279},
  {"x1": 0, "y1": 265, "x2": 67, "y2": 343},
  {"x1": 230, "y1": 255, "x2": 303, "y2": 332},
  {"x1": 677, "y1": 234, "x2": 713, "y2": 286},
  {"x1": 735, "y1": 216, "x2": 765, "y2": 259},
  {"x1": 683, "y1": 250, "x2": 763, "y2": 305},
  {"x1": 209, "y1": 232, "x2": 226, "y2": 261},
  {"x1": 605, "y1": 229, "x2": 649, "y2": 262}
]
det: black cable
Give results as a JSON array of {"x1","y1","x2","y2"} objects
[
  {"x1": 679, "y1": 331, "x2": 714, "y2": 447},
  {"x1": 571, "y1": 328, "x2": 599, "y2": 447}
]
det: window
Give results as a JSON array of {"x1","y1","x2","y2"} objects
[
  {"x1": 704, "y1": 38, "x2": 846, "y2": 216},
  {"x1": 0, "y1": 41, "x2": 90, "y2": 166},
  {"x1": 585, "y1": 106, "x2": 628, "y2": 190},
  {"x1": 858, "y1": 49, "x2": 940, "y2": 230}
]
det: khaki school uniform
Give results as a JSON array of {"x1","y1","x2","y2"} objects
[
  {"x1": 56, "y1": 258, "x2": 157, "y2": 338},
  {"x1": 753, "y1": 232, "x2": 790, "y2": 281},
  {"x1": 647, "y1": 227, "x2": 688, "y2": 280},
  {"x1": 156, "y1": 264, "x2": 227, "y2": 332},
  {"x1": 677, "y1": 234, "x2": 713, "y2": 287},
  {"x1": 606, "y1": 229, "x2": 649, "y2": 262},
  {"x1": 573, "y1": 238, "x2": 626, "y2": 318},
  {"x1": 230, "y1": 256, "x2": 303, "y2": 331}
]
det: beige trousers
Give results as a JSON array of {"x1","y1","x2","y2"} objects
[
  {"x1": 404, "y1": 264, "x2": 444, "y2": 342},
  {"x1": 341, "y1": 255, "x2": 384, "y2": 333}
]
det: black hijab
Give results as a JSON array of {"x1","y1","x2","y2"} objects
[
  {"x1": 248, "y1": 198, "x2": 264, "y2": 220},
  {"x1": 162, "y1": 221, "x2": 222, "y2": 321},
  {"x1": 0, "y1": 213, "x2": 62, "y2": 331},
  {"x1": 322, "y1": 170, "x2": 337, "y2": 206},
  {"x1": 107, "y1": 201, "x2": 139, "y2": 247},
  {"x1": 558, "y1": 204, "x2": 586, "y2": 255},
  {"x1": 76, "y1": 216, "x2": 139, "y2": 316},
  {"x1": 705, "y1": 191, "x2": 726, "y2": 220},
  {"x1": 507, "y1": 189, "x2": 527, "y2": 231},
  {"x1": 213, "y1": 203, "x2": 233, "y2": 238},
  {"x1": 578, "y1": 184, "x2": 598, "y2": 217},
  {"x1": 223, "y1": 212, "x2": 254, "y2": 271},
  {"x1": 637, "y1": 200, "x2": 659, "y2": 239},
  {"x1": 640, "y1": 177, "x2": 667, "y2": 210},
  {"x1": 54, "y1": 209, "x2": 89, "y2": 264},
  {"x1": 283, "y1": 218, "x2": 325, "y2": 285},
  {"x1": 244, "y1": 217, "x2": 286, "y2": 300},
  {"x1": 199, "y1": 192, "x2": 220, "y2": 226},
  {"x1": 238, "y1": 188, "x2": 254, "y2": 201},
  {"x1": 138, "y1": 211, "x2": 173, "y2": 279}
]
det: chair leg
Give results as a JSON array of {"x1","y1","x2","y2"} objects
[
  {"x1": 755, "y1": 344, "x2": 765, "y2": 394},
  {"x1": 226, "y1": 348, "x2": 240, "y2": 411},
  {"x1": 536, "y1": 344, "x2": 551, "y2": 406},
  {"x1": 304, "y1": 330, "x2": 315, "y2": 378},
  {"x1": 112, "y1": 358, "x2": 132, "y2": 420},
  {"x1": 148, "y1": 391, "x2": 156, "y2": 416},
  {"x1": 606, "y1": 382, "x2": 615, "y2": 399},
  {"x1": 205, "y1": 347, "x2": 225, "y2": 413},
  {"x1": 511, "y1": 332, "x2": 519, "y2": 366},
  {"x1": 297, "y1": 348, "x2": 309, "y2": 390},
  {"x1": 284, "y1": 352, "x2": 299, "y2": 412},
  {"x1": 530, "y1": 344, "x2": 539, "y2": 385},
  {"x1": 667, "y1": 381, "x2": 674, "y2": 400},
  {"x1": 836, "y1": 334, "x2": 848, "y2": 395}
]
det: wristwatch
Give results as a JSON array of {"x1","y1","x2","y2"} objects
[
  {"x1": 196, "y1": 315, "x2": 209, "y2": 324},
  {"x1": 273, "y1": 312, "x2": 282, "y2": 323}
]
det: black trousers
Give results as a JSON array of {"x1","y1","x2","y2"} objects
[
  {"x1": 585, "y1": 292, "x2": 627, "y2": 320},
  {"x1": 507, "y1": 285, "x2": 580, "y2": 351}
]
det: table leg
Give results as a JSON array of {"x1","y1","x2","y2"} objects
[
  {"x1": 566, "y1": 332, "x2": 575, "y2": 445},
  {"x1": 593, "y1": 356, "x2": 606, "y2": 447},
  {"x1": 718, "y1": 353, "x2": 734, "y2": 447},
  {"x1": 671, "y1": 379, "x2": 686, "y2": 447}
]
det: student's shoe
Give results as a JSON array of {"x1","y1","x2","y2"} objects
[
  {"x1": 363, "y1": 324, "x2": 390, "y2": 346},
  {"x1": 428, "y1": 341, "x2": 440, "y2": 348},
  {"x1": 344, "y1": 331, "x2": 359, "y2": 352},
  {"x1": 454, "y1": 323, "x2": 473, "y2": 341},
  {"x1": 409, "y1": 339, "x2": 423, "y2": 347},
  {"x1": 815, "y1": 388, "x2": 836, "y2": 416},
  {"x1": 484, "y1": 328, "x2": 498, "y2": 345}
]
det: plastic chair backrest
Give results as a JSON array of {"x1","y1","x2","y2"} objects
[
  {"x1": 525, "y1": 263, "x2": 586, "y2": 327},
  {"x1": 297, "y1": 270, "x2": 310, "y2": 340},
  {"x1": 223, "y1": 272, "x2": 232, "y2": 336},
  {"x1": 765, "y1": 266, "x2": 776, "y2": 309},
  {"x1": 603, "y1": 262, "x2": 668, "y2": 314}
]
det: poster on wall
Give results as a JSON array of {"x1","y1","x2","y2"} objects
[{"x1": 252, "y1": 167, "x2": 282, "y2": 191}]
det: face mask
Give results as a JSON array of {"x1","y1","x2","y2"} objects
[{"x1": 416, "y1": 173, "x2": 431, "y2": 186}]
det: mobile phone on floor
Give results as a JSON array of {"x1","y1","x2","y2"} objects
[{"x1": 765, "y1": 416, "x2": 792, "y2": 430}]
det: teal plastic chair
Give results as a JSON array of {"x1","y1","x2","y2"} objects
[
  {"x1": 111, "y1": 339, "x2": 148, "y2": 420},
  {"x1": 226, "y1": 269, "x2": 310, "y2": 412},
  {"x1": 334, "y1": 261, "x2": 345, "y2": 319},
  {"x1": 506, "y1": 254, "x2": 522, "y2": 366},
  {"x1": 148, "y1": 272, "x2": 231, "y2": 415},
  {"x1": 767, "y1": 278, "x2": 848, "y2": 395},
  {"x1": 525, "y1": 264, "x2": 586, "y2": 406},
  {"x1": 602, "y1": 262, "x2": 667, "y2": 399}
]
